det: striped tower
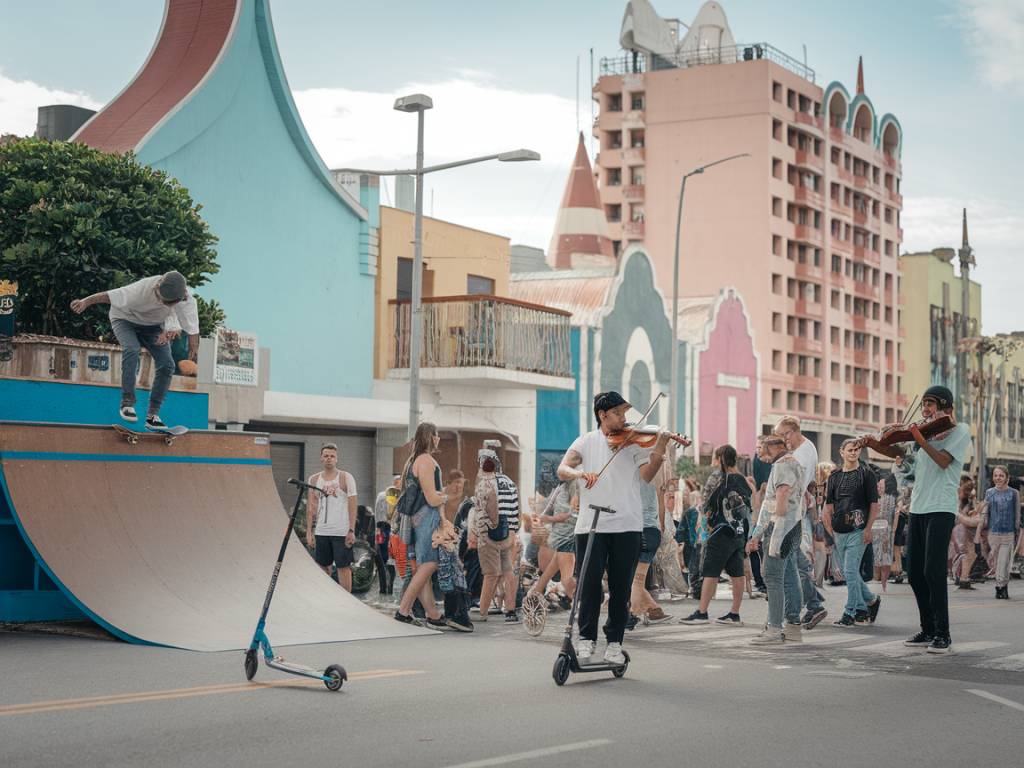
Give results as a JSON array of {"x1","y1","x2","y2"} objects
[{"x1": 547, "y1": 133, "x2": 615, "y2": 270}]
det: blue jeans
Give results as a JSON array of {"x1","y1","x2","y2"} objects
[
  {"x1": 795, "y1": 545, "x2": 824, "y2": 612},
  {"x1": 763, "y1": 525, "x2": 802, "y2": 629},
  {"x1": 834, "y1": 530, "x2": 875, "y2": 615},
  {"x1": 111, "y1": 319, "x2": 175, "y2": 413}
]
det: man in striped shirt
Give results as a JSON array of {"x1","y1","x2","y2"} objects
[{"x1": 479, "y1": 448, "x2": 522, "y2": 622}]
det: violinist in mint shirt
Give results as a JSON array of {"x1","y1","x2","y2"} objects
[{"x1": 903, "y1": 385, "x2": 972, "y2": 655}]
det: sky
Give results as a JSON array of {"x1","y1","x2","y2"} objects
[{"x1": 0, "y1": 0, "x2": 1021, "y2": 331}]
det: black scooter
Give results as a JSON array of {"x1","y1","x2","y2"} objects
[
  {"x1": 552, "y1": 503, "x2": 630, "y2": 685},
  {"x1": 244, "y1": 478, "x2": 348, "y2": 692}
]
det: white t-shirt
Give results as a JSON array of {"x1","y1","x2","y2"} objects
[
  {"x1": 569, "y1": 429, "x2": 650, "y2": 534},
  {"x1": 310, "y1": 470, "x2": 357, "y2": 536},
  {"x1": 107, "y1": 275, "x2": 200, "y2": 334},
  {"x1": 792, "y1": 437, "x2": 818, "y2": 551}
]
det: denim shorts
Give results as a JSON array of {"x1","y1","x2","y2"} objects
[
  {"x1": 410, "y1": 504, "x2": 441, "y2": 564},
  {"x1": 639, "y1": 526, "x2": 662, "y2": 564}
]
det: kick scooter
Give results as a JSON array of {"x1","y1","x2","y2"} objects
[
  {"x1": 552, "y1": 503, "x2": 629, "y2": 685},
  {"x1": 244, "y1": 478, "x2": 348, "y2": 691}
]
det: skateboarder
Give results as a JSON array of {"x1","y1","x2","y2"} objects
[
  {"x1": 306, "y1": 443, "x2": 358, "y2": 592},
  {"x1": 70, "y1": 271, "x2": 199, "y2": 426}
]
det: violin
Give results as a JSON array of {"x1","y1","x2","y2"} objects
[
  {"x1": 606, "y1": 424, "x2": 692, "y2": 450},
  {"x1": 853, "y1": 412, "x2": 957, "y2": 459}
]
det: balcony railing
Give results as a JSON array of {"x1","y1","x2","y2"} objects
[
  {"x1": 794, "y1": 149, "x2": 823, "y2": 170},
  {"x1": 621, "y1": 147, "x2": 645, "y2": 164},
  {"x1": 623, "y1": 220, "x2": 646, "y2": 238},
  {"x1": 622, "y1": 184, "x2": 645, "y2": 202},
  {"x1": 389, "y1": 295, "x2": 572, "y2": 379}
]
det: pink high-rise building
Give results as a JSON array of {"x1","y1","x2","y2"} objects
[{"x1": 595, "y1": 0, "x2": 905, "y2": 453}]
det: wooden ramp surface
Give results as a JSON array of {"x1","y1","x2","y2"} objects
[{"x1": 0, "y1": 422, "x2": 429, "y2": 651}]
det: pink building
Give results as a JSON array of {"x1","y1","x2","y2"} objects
[{"x1": 595, "y1": 0, "x2": 905, "y2": 454}]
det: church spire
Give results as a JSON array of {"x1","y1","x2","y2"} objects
[
  {"x1": 856, "y1": 56, "x2": 864, "y2": 95},
  {"x1": 961, "y1": 207, "x2": 969, "y2": 250},
  {"x1": 547, "y1": 133, "x2": 614, "y2": 270}
]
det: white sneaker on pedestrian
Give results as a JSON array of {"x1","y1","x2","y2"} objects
[
  {"x1": 783, "y1": 622, "x2": 803, "y2": 642},
  {"x1": 604, "y1": 642, "x2": 626, "y2": 665},
  {"x1": 751, "y1": 627, "x2": 785, "y2": 645},
  {"x1": 575, "y1": 639, "x2": 594, "y2": 662}
]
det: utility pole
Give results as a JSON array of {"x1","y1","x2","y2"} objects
[{"x1": 957, "y1": 208, "x2": 974, "y2": 420}]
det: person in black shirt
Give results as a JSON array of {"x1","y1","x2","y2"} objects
[
  {"x1": 824, "y1": 439, "x2": 882, "y2": 626},
  {"x1": 679, "y1": 445, "x2": 753, "y2": 626}
]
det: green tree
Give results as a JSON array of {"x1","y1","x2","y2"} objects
[{"x1": 0, "y1": 137, "x2": 220, "y2": 339}]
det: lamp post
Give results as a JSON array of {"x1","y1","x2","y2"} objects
[
  {"x1": 668, "y1": 153, "x2": 750, "y2": 435},
  {"x1": 333, "y1": 94, "x2": 540, "y2": 439}
]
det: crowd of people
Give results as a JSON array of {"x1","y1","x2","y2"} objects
[{"x1": 306, "y1": 385, "x2": 1023, "y2": 660}]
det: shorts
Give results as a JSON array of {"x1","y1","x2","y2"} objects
[
  {"x1": 411, "y1": 504, "x2": 441, "y2": 565},
  {"x1": 700, "y1": 527, "x2": 745, "y2": 579},
  {"x1": 638, "y1": 526, "x2": 662, "y2": 564},
  {"x1": 549, "y1": 534, "x2": 575, "y2": 554},
  {"x1": 314, "y1": 535, "x2": 353, "y2": 568},
  {"x1": 478, "y1": 535, "x2": 514, "y2": 576}
]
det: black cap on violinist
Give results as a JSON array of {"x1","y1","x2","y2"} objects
[
  {"x1": 594, "y1": 391, "x2": 630, "y2": 422},
  {"x1": 923, "y1": 385, "x2": 954, "y2": 410}
]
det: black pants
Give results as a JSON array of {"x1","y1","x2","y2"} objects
[
  {"x1": 749, "y1": 547, "x2": 766, "y2": 589},
  {"x1": 574, "y1": 531, "x2": 642, "y2": 644},
  {"x1": 906, "y1": 512, "x2": 956, "y2": 637}
]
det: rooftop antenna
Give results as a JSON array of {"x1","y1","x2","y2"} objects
[
  {"x1": 803, "y1": 44, "x2": 807, "y2": 70},
  {"x1": 576, "y1": 55, "x2": 580, "y2": 134},
  {"x1": 589, "y1": 48, "x2": 595, "y2": 159}
]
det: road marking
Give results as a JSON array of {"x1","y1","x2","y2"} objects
[
  {"x1": 800, "y1": 633, "x2": 876, "y2": 646},
  {"x1": 966, "y1": 689, "x2": 1024, "y2": 713},
  {"x1": 977, "y1": 653, "x2": 1024, "y2": 672},
  {"x1": 0, "y1": 669, "x2": 423, "y2": 717},
  {"x1": 646, "y1": 628, "x2": 754, "y2": 643},
  {"x1": 843, "y1": 640, "x2": 921, "y2": 656},
  {"x1": 441, "y1": 739, "x2": 613, "y2": 768},
  {"x1": 950, "y1": 641, "x2": 1008, "y2": 654}
]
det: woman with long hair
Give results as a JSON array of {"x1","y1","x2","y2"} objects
[
  {"x1": 394, "y1": 422, "x2": 449, "y2": 627},
  {"x1": 872, "y1": 474, "x2": 898, "y2": 591}
]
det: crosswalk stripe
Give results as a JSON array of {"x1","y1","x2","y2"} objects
[
  {"x1": 799, "y1": 633, "x2": 876, "y2": 646},
  {"x1": 840, "y1": 640, "x2": 918, "y2": 656},
  {"x1": 645, "y1": 628, "x2": 754, "y2": 643},
  {"x1": 948, "y1": 641, "x2": 1009, "y2": 654}
]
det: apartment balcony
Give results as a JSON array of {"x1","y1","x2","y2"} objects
[
  {"x1": 831, "y1": 233, "x2": 851, "y2": 252},
  {"x1": 853, "y1": 174, "x2": 868, "y2": 190},
  {"x1": 888, "y1": 188, "x2": 903, "y2": 206},
  {"x1": 621, "y1": 147, "x2": 645, "y2": 164},
  {"x1": 852, "y1": 281, "x2": 880, "y2": 301},
  {"x1": 852, "y1": 244, "x2": 879, "y2": 265},
  {"x1": 598, "y1": 111, "x2": 623, "y2": 131},
  {"x1": 792, "y1": 374, "x2": 820, "y2": 391},
  {"x1": 830, "y1": 198, "x2": 852, "y2": 218},
  {"x1": 622, "y1": 109, "x2": 646, "y2": 127},
  {"x1": 794, "y1": 299, "x2": 824, "y2": 319},
  {"x1": 794, "y1": 186, "x2": 823, "y2": 209},
  {"x1": 794, "y1": 224, "x2": 823, "y2": 245},
  {"x1": 829, "y1": 125, "x2": 845, "y2": 144},
  {"x1": 898, "y1": 226, "x2": 904, "y2": 241},
  {"x1": 623, "y1": 220, "x2": 645, "y2": 239},
  {"x1": 793, "y1": 337, "x2": 823, "y2": 355},
  {"x1": 853, "y1": 208, "x2": 868, "y2": 226},
  {"x1": 794, "y1": 149, "x2": 823, "y2": 171},
  {"x1": 388, "y1": 295, "x2": 574, "y2": 390},
  {"x1": 852, "y1": 315, "x2": 867, "y2": 331},
  {"x1": 794, "y1": 111, "x2": 824, "y2": 132},
  {"x1": 794, "y1": 261, "x2": 823, "y2": 281},
  {"x1": 853, "y1": 384, "x2": 870, "y2": 401},
  {"x1": 837, "y1": 166, "x2": 853, "y2": 183},
  {"x1": 622, "y1": 184, "x2": 645, "y2": 202}
]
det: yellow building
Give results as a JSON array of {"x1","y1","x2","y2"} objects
[
  {"x1": 374, "y1": 206, "x2": 511, "y2": 379},
  {"x1": 899, "y1": 247, "x2": 980, "y2": 412},
  {"x1": 974, "y1": 334, "x2": 1024, "y2": 476}
]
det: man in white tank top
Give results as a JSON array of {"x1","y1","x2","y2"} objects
[{"x1": 306, "y1": 443, "x2": 358, "y2": 591}]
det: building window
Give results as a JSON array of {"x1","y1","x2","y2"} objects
[
  {"x1": 772, "y1": 197, "x2": 782, "y2": 217},
  {"x1": 467, "y1": 274, "x2": 495, "y2": 295},
  {"x1": 606, "y1": 204, "x2": 622, "y2": 222},
  {"x1": 396, "y1": 257, "x2": 413, "y2": 301},
  {"x1": 772, "y1": 274, "x2": 782, "y2": 294},
  {"x1": 831, "y1": 362, "x2": 840, "y2": 380},
  {"x1": 772, "y1": 389, "x2": 782, "y2": 408},
  {"x1": 773, "y1": 350, "x2": 782, "y2": 370},
  {"x1": 772, "y1": 119, "x2": 782, "y2": 140},
  {"x1": 772, "y1": 313, "x2": 782, "y2": 332},
  {"x1": 630, "y1": 129, "x2": 645, "y2": 148},
  {"x1": 607, "y1": 168, "x2": 621, "y2": 186},
  {"x1": 608, "y1": 93, "x2": 622, "y2": 112},
  {"x1": 631, "y1": 93, "x2": 645, "y2": 110},
  {"x1": 607, "y1": 131, "x2": 622, "y2": 149},
  {"x1": 772, "y1": 157, "x2": 782, "y2": 178},
  {"x1": 772, "y1": 235, "x2": 782, "y2": 256},
  {"x1": 831, "y1": 399, "x2": 841, "y2": 417},
  {"x1": 772, "y1": 81, "x2": 782, "y2": 102}
]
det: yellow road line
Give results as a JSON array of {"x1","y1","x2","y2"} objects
[{"x1": 0, "y1": 669, "x2": 424, "y2": 717}]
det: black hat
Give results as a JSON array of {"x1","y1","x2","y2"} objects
[
  {"x1": 923, "y1": 385, "x2": 954, "y2": 409},
  {"x1": 593, "y1": 391, "x2": 630, "y2": 422}
]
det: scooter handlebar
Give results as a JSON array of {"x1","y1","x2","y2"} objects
[
  {"x1": 588, "y1": 504, "x2": 617, "y2": 515},
  {"x1": 287, "y1": 478, "x2": 326, "y2": 495}
]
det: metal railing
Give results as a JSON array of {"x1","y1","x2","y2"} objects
[
  {"x1": 389, "y1": 295, "x2": 573, "y2": 378},
  {"x1": 600, "y1": 42, "x2": 815, "y2": 82}
]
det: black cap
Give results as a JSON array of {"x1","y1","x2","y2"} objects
[
  {"x1": 593, "y1": 391, "x2": 630, "y2": 421},
  {"x1": 923, "y1": 385, "x2": 954, "y2": 409}
]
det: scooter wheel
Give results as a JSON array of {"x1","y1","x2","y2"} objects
[
  {"x1": 244, "y1": 649, "x2": 258, "y2": 681},
  {"x1": 552, "y1": 654, "x2": 571, "y2": 686},
  {"x1": 612, "y1": 650, "x2": 630, "y2": 678},
  {"x1": 324, "y1": 664, "x2": 347, "y2": 692}
]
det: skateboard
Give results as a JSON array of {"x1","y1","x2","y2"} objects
[{"x1": 112, "y1": 423, "x2": 188, "y2": 446}]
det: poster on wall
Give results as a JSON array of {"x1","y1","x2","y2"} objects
[{"x1": 213, "y1": 327, "x2": 258, "y2": 386}]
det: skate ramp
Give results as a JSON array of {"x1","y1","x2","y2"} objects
[{"x1": 0, "y1": 422, "x2": 430, "y2": 651}]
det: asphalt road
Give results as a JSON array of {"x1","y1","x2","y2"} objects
[{"x1": 2, "y1": 581, "x2": 1023, "y2": 768}]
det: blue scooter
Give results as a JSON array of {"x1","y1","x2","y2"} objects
[{"x1": 244, "y1": 478, "x2": 347, "y2": 691}]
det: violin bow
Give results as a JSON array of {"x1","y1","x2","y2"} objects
[
  {"x1": 593, "y1": 393, "x2": 665, "y2": 481},
  {"x1": 903, "y1": 394, "x2": 921, "y2": 423}
]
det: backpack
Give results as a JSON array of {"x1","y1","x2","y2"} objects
[
  {"x1": 395, "y1": 469, "x2": 422, "y2": 517},
  {"x1": 473, "y1": 475, "x2": 509, "y2": 542}
]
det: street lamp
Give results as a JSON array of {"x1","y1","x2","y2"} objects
[
  {"x1": 333, "y1": 94, "x2": 540, "y2": 439},
  {"x1": 668, "y1": 153, "x2": 750, "y2": 435}
]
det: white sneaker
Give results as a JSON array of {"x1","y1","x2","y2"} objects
[
  {"x1": 575, "y1": 639, "x2": 594, "y2": 662},
  {"x1": 751, "y1": 627, "x2": 785, "y2": 645},
  {"x1": 603, "y1": 642, "x2": 626, "y2": 665},
  {"x1": 783, "y1": 622, "x2": 803, "y2": 643},
  {"x1": 119, "y1": 405, "x2": 137, "y2": 422}
]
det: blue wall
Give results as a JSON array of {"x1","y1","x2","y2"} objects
[{"x1": 136, "y1": 0, "x2": 376, "y2": 398}]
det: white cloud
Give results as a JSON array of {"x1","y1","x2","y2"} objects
[
  {"x1": 903, "y1": 195, "x2": 1024, "y2": 334},
  {"x1": 954, "y1": 0, "x2": 1024, "y2": 90},
  {"x1": 293, "y1": 74, "x2": 592, "y2": 249},
  {"x1": 0, "y1": 69, "x2": 101, "y2": 136}
]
